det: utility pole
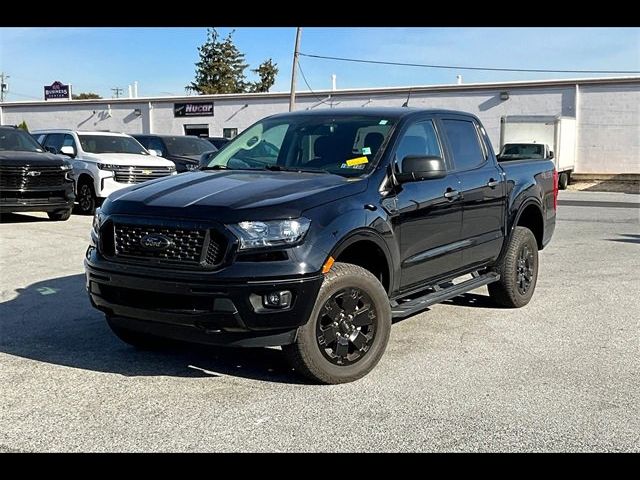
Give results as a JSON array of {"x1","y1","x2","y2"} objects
[
  {"x1": 111, "y1": 87, "x2": 124, "y2": 99},
  {"x1": 0, "y1": 73, "x2": 9, "y2": 102},
  {"x1": 289, "y1": 27, "x2": 302, "y2": 112}
]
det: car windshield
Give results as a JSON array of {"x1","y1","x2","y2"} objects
[
  {"x1": 0, "y1": 129, "x2": 45, "y2": 153},
  {"x1": 164, "y1": 136, "x2": 215, "y2": 156},
  {"x1": 202, "y1": 114, "x2": 396, "y2": 178},
  {"x1": 499, "y1": 144, "x2": 545, "y2": 160},
  {"x1": 78, "y1": 134, "x2": 148, "y2": 154}
]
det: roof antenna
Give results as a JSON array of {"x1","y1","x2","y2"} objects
[{"x1": 402, "y1": 89, "x2": 412, "y2": 107}]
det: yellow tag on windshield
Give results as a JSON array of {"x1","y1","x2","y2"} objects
[{"x1": 346, "y1": 156, "x2": 369, "y2": 166}]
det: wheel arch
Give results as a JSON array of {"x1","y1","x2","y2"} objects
[{"x1": 329, "y1": 229, "x2": 394, "y2": 294}]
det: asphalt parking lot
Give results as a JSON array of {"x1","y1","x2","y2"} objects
[{"x1": 1, "y1": 190, "x2": 638, "y2": 452}]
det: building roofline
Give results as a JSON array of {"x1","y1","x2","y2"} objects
[{"x1": 2, "y1": 76, "x2": 639, "y2": 107}]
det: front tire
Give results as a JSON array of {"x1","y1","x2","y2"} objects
[
  {"x1": 283, "y1": 263, "x2": 391, "y2": 384},
  {"x1": 75, "y1": 180, "x2": 97, "y2": 215},
  {"x1": 488, "y1": 226, "x2": 539, "y2": 308},
  {"x1": 47, "y1": 209, "x2": 72, "y2": 221}
]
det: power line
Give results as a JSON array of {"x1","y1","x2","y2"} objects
[
  {"x1": 297, "y1": 62, "x2": 326, "y2": 102},
  {"x1": 299, "y1": 52, "x2": 640, "y2": 75}
]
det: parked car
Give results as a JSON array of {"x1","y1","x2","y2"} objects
[
  {"x1": 0, "y1": 125, "x2": 75, "y2": 220},
  {"x1": 205, "y1": 137, "x2": 231, "y2": 150},
  {"x1": 86, "y1": 108, "x2": 557, "y2": 384},
  {"x1": 132, "y1": 134, "x2": 216, "y2": 173},
  {"x1": 32, "y1": 129, "x2": 176, "y2": 215}
]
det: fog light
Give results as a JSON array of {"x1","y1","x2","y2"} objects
[{"x1": 263, "y1": 290, "x2": 292, "y2": 309}]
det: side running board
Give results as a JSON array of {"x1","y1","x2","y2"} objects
[{"x1": 391, "y1": 272, "x2": 500, "y2": 319}]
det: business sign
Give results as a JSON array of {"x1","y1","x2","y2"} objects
[
  {"x1": 44, "y1": 81, "x2": 71, "y2": 100},
  {"x1": 174, "y1": 102, "x2": 214, "y2": 117}
]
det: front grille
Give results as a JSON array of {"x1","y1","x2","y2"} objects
[
  {"x1": 0, "y1": 165, "x2": 66, "y2": 189},
  {"x1": 107, "y1": 222, "x2": 227, "y2": 269},
  {"x1": 112, "y1": 166, "x2": 174, "y2": 184}
]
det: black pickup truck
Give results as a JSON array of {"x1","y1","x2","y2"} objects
[
  {"x1": 86, "y1": 108, "x2": 557, "y2": 384},
  {"x1": 0, "y1": 125, "x2": 75, "y2": 220}
]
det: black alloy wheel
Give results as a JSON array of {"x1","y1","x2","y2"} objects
[
  {"x1": 516, "y1": 244, "x2": 535, "y2": 295},
  {"x1": 316, "y1": 287, "x2": 377, "y2": 366}
]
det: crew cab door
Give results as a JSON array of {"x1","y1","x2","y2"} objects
[
  {"x1": 388, "y1": 118, "x2": 465, "y2": 290},
  {"x1": 439, "y1": 115, "x2": 506, "y2": 268}
]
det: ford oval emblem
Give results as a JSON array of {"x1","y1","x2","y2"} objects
[{"x1": 140, "y1": 233, "x2": 172, "y2": 250}]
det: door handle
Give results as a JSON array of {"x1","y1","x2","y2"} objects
[
  {"x1": 487, "y1": 178, "x2": 500, "y2": 188},
  {"x1": 444, "y1": 189, "x2": 461, "y2": 200}
]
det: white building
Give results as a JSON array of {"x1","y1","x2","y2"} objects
[{"x1": 1, "y1": 76, "x2": 639, "y2": 174}]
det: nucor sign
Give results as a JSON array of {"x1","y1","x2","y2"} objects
[{"x1": 174, "y1": 102, "x2": 214, "y2": 117}]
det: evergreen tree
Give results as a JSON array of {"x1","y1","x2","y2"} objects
[
  {"x1": 72, "y1": 92, "x2": 102, "y2": 100},
  {"x1": 249, "y1": 59, "x2": 279, "y2": 93},
  {"x1": 187, "y1": 28, "x2": 249, "y2": 95},
  {"x1": 17, "y1": 120, "x2": 28, "y2": 131}
]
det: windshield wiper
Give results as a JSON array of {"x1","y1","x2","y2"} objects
[
  {"x1": 264, "y1": 165, "x2": 327, "y2": 174},
  {"x1": 201, "y1": 164, "x2": 230, "y2": 171}
]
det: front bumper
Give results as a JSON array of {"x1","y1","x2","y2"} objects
[
  {"x1": 0, "y1": 186, "x2": 75, "y2": 214},
  {"x1": 85, "y1": 250, "x2": 324, "y2": 347}
]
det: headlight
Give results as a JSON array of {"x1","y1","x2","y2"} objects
[
  {"x1": 186, "y1": 163, "x2": 199, "y2": 171},
  {"x1": 92, "y1": 208, "x2": 103, "y2": 235},
  {"x1": 97, "y1": 163, "x2": 120, "y2": 171},
  {"x1": 228, "y1": 218, "x2": 311, "y2": 250},
  {"x1": 60, "y1": 164, "x2": 72, "y2": 171}
]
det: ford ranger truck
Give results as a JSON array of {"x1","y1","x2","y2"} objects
[{"x1": 86, "y1": 108, "x2": 557, "y2": 384}]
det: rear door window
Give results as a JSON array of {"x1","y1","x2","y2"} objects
[{"x1": 441, "y1": 119, "x2": 485, "y2": 171}]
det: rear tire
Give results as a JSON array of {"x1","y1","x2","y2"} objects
[
  {"x1": 488, "y1": 226, "x2": 539, "y2": 308},
  {"x1": 558, "y1": 172, "x2": 569, "y2": 190},
  {"x1": 106, "y1": 316, "x2": 171, "y2": 350},
  {"x1": 75, "y1": 180, "x2": 97, "y2": 215},
  {"x1": 47, "y1": 209, "x2": 72, "y2": 221},
  {"x1": 283, "y1": 263, "x2": 391, "y2": 384}
]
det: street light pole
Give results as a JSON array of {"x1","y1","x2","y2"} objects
[{"x1": 289, "y1": 27, "x2": 302, "y2": 112}]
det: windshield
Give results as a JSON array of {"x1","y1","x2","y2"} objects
[
  {"x1": 79, "y1": 134, "x2": 148, "y2": 155},
  {"x1": 203, "y1": 115, "x2": 396, "y2": 177},
  {"x1": 0, "y1": 129, "x2": 45, "y2": 153},
  {"x1": 499, "y1": 143, "x2": 545, "y2": 160},
  {"x1": 164, "y1": 136, "x2": 215, "y2": 156}
]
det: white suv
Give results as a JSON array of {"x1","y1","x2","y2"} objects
[{"x1": 33, "y1": 130, "x2": 176, "y2": 214}]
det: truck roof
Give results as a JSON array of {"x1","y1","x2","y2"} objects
[
  {"x1": 266, "y1": 107, "x2": 479, "y2": 121},
  {"x1": 31, "y1": 129, "x2": 131, "y2": 137}
]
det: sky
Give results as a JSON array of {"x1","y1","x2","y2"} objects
[{"x1": 1, "y1": 27, "x2": 639, "y2": 101}]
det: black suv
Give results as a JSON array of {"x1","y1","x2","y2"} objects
[
  {"x1": 132, "y1": 134, "x2": 216, "y2": 173},
  {"x1": 0, "y1": 126, "x2": 75, "y2": 220}
]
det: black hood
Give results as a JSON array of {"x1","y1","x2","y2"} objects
[
  {"x1": 166, "y1": 154, "x2": 201, "y2": 164},
  {"x1": 0, "y1": 150, "x2": 67, "y2": 167},
  {"x1": 105, "y1": 170, "x2": 367, "y2": 223}
]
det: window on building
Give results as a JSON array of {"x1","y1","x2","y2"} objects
[
  {"x1": 223, "y1": 128, "x2": 238, "y2": 139},
  {"x1": 184, "y1": 124, "x2": 209, "y2": 137}
]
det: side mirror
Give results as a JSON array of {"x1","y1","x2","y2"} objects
[
  {"x1": 199, "y1": 150, "x2": 218, "y2": 168},
  {"x1": 44, "y1": 146, "x2": 57, "y2": 154},
  {"x1": 60, "y1": 145, "x2": 76, "y2": 158},
  {"x1": 148, "y1": 149, "x2": 161, "y2": 156},
  {"x1": 548, "y1": 151, "x2": 554, "y2": 160},
  {"x1": 396, "y1": 155, "x2": 447, "y2": 183}
]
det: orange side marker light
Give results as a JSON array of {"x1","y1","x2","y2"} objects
[{"x1": 322, "y1": 256, "x2": 335, "y2": 274}]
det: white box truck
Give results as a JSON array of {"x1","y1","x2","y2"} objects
[{"x1": 498, "y1": 115, "x2": 576, "y2": 189}]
